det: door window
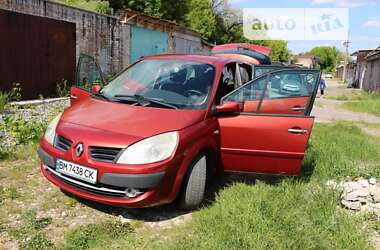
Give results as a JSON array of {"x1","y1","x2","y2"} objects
[
  {"x1": 76, "y1": 54, "x2": 105, "y2": 91},
  {"x1": 239, "y1": 64, "x2": 252, "y2": 84},
  {"x1": 223, "y1": 70, "x2": 320, "y2": 115}
]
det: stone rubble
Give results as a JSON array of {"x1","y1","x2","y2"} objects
[{"x1": 327, "y1": 178, "x2": 380, "y2": 217}]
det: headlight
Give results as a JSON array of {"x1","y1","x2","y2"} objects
[
  {"x1": 117, "y1": 131, "x2": 179, "y2": 164},
  {"x1": 43, "y1": 112, "x2": 63, "y2": 145}
]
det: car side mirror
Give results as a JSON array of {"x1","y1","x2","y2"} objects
[
  {"x1": 91, "y1": 85, "x2": 101, "y2": 93},
  {"x1": 216, "y1": 102, "x2": 241, "y2": 114}
]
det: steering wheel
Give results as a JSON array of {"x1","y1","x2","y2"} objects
[{"x1": 185, "y1": 89, "x2": 203, "y2": 97}]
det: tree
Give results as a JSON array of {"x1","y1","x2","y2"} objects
[
  {"x1": 308, "y1": 46, "x2": 344, "y2": 72},
  {"x1": 109, "y1": 0, "x2": 189, "y2": 23},
  {"x1": 185, "y1": 0, "x2": 216, "y2": 40}
]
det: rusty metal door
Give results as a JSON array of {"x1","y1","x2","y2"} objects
[{"x1": 0, "y1": 9, "x2": 76, "y2": 100}]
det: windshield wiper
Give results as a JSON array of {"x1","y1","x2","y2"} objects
[
  {"x1": 114, "y1": 94, "x2": 178, "y2": 109},
  {"x1": 91, "y1": 92, "x2": 109, "y2": 101}
]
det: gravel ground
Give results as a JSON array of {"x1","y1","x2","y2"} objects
[{"x1": 0, "y1": 98, "x2": 70, "y2": 150}]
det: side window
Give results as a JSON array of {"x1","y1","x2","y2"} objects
[
  {"x1": 266, "y1": 71, "x2": 313, "y2": 99},
  {"x1": 76, "y1": 55, "x2": 105, "y2": 91},
  {"x1": 239, "y1": 64, "x2": 252, "y2": 84},
  {"x1": 222, "y1": 70, "x2": 320, "y2": 115},
  {"x1": 215, "y1": 63, "x2": 239, "y2": 104}
]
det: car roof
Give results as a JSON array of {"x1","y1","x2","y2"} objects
[{"x1": 141, "y1": 53, "x2": 238, "y2": 66}]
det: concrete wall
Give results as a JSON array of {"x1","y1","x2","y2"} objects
[{"x1": 0, "y1": 0, "x2": 124, "y2": 75}]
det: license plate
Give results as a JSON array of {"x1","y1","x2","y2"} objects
[{"x1": 56, "y1": 159, "x2": 97, "y2": 184}]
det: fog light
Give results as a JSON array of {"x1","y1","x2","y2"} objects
[{"x1": 125, "y1": 188, "x2": 143, "y2": 198}]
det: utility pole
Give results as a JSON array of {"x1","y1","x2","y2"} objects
[{"x1": 342, "y1": 40, "x2": 351, "y2": 83}]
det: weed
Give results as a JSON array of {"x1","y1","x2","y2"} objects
[
  {"x1": 62, "y1": 220, "x2": 133, "y2": 249},
  {"x1": 0, "y1": 91, "x2": 9, "y2": 113},
  {"x1": 4, "y1": 115, "x2": 46, "y2": 144},
  {"x1": 8, "y1": 83, "x2": 22, "y2": 102},
  {"x1": 56, "y1": 79, "x2": 71, "y2": 97},
  {"x1": 21, "y1": 231, "x2": 54, "y2": 250},
  {"x1": 22, "y1": 209, "x2": 52, "y2": 231}
]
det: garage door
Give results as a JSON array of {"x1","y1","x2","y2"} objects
[{"x1": 130, "y1": 26, "x2": 168, "y2": 63}]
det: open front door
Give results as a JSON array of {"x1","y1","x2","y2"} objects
[
  {"x1": 70, "y1": 54, "x2": 106, "y2": 106},
  {"x1": 218, "y1": 69, "x2": 321, "y2": 175}
]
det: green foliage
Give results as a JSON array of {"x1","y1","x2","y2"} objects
[
  {"x1": 63, "y1": 220, "x2": 133, "y2": 249},
  {"x1": 185, "y1": 0, "x2": 216, "y2": 40},
  {"x1": 256, "y1": 40, "x2": 291, "y2": 62},
  {"x1": 308, "y1": 46, "x2": 344, "y2": 72},
  {"x1": 3, "y1": 115, "x2": 46, "y2": 145},
  {"x1": 0, "y1": 91, "x2": 9, "y2": 113},
  {"x1": 56, "y1": 79, "x2": 71, "y2": 97},
  {"x1": 54, "y1": 0, "x2": 113, "y2": 14},
  {"x1": 110, "y1": 0, "x2": 189, "y2": 23},
  {"x1": 343, "y1": 91, "x2": 380, "y2": 115},
  {"x1": 8, "y1": 83, "x2": 22, "y2": 102}
]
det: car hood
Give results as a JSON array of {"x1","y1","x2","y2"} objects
[{"x1": 60, "y1": 98, "x2": 206, "y2": 139}]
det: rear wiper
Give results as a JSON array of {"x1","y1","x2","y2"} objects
[{"x1": 114, "y1": 94, "x2": 178, "y2": 109}]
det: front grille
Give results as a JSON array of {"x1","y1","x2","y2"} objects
[
  {"x1": 54, "y1": 135, "x2": 72, "y2": 152},
  {"x1": 89, "y1": 146, "x2": 122, "y2": 163}
]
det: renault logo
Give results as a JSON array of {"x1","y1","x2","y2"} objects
[{"x1": 75, "y1": 143, "x2": 84, "y2": 157}]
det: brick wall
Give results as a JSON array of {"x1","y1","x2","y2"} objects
[{"x1": 0, "y1": 0, "x2": 125, "y2": 75}]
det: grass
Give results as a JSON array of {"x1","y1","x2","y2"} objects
[
  {"x1": 327, "y1": 94, "x2": 349, "y2": 101},
  {"x1": 343, "y1": 91, "x2": 380, "y2": 115},
  {"x1": 62, "y1": 220, "x2": 133, "y2": 249},
  {"x1": 7, "y1": 209, "x2": 54, "y2": 250},
  {"x1": 164, "y1": 182, "x2": 370, "y2": 250}
]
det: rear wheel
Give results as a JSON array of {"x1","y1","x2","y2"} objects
[{"x1": 179, "y1": 154, "x2": 207, "y2": 210}]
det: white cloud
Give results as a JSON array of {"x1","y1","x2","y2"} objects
[
  {"x1": 311, "y1": 0, "x2": 378, "y2": 7},
  {"x1": 363, "y1": 17, "x2": 380, "y2": 27}
]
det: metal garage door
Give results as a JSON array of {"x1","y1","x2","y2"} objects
[
  {"x1": 130, "y1": 26, "x2": 168, "y2": 63},
  {"x1": 0, "y1": 9, "x2": 76, "y2": 100},
  {"x1": 174, "y1": 37, "x2": 200, "y2": 53}
]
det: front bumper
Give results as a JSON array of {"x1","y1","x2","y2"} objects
[{"x1": 38, "y1": 146, "x2": 172, "y2": 207}]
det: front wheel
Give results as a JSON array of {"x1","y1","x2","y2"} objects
[{"x1": 179, "y1": 154, "x2": 207, "y2": 210}]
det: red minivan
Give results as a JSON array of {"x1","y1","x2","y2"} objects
[{"x1": 38, "y1": 54, "x2": 320, "y2": 209}]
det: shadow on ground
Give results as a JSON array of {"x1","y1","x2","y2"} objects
[{"x1": 64, "y1": 157, "x2": 316, "y2": 223}]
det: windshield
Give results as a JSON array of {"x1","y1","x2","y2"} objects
[{"x1": 100, "y1": 59, "x2": 215, "y2": 110}]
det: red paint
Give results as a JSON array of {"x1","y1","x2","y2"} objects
[
  {"x1": 39, "y1": 55, "x2": 319, "y2": 208},
  {"x1": 213, "y1": 43, "x2": 272, "y2": 56},
  {"x1": 244, "y1": 97, "x2": 309, "y2": 114},
  {"x1": 219, "y1": 115, "x2": 314, "y2": 175}
]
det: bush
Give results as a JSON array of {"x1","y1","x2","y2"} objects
[{"x1": 3, "y1": 115, "x2": 46, "y2": 144}]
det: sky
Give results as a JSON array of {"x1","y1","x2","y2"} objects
[{"x1": 230, "y1": 0, "x2": 380, "y2": 54}]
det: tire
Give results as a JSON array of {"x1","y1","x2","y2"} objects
[{"x1": 179, "y1": 154, "x2": 207, "y2": 210}]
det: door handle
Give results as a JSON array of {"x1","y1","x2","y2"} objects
[
  {"x1": 288, "y1": 128, "x2": 307, "y2": 134},
  {"x1": 70, "y1": 95, "x2": 77, "y2": 99},
  {"x1": 291, "y1": 106, "x2": 305, "y2": 111}
]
